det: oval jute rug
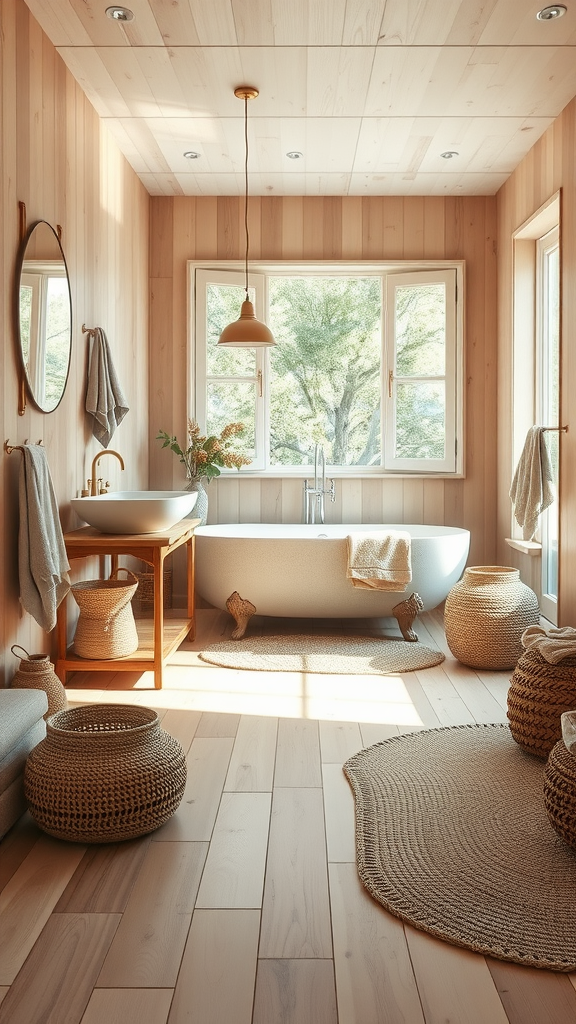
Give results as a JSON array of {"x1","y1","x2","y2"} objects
[
  {"x1": 199, "y1": 635, "x2": 444, "y2": 675},
  {"x1": 343, "y1": 723, "x2": 576, "y2": 971}
]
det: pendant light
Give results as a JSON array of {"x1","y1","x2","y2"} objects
[{"x1": 218, "y1": 87, "x2": 276, "y2": 347}]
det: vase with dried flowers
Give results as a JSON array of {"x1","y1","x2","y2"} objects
[{"x1": 157, "y1": 420, "x2": 251, "y2": 526}]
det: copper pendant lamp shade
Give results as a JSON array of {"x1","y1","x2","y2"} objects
[{"x1": 218, "y1": 87, "x2": 276, "y2": 348}]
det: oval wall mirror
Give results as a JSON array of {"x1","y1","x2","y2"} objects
[{"x1": 17, "y1": 220, "x2": 72, "y2": 413}]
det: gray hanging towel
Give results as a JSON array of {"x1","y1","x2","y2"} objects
[
  {"x1": 18, "y1": 443, "x2": 70, "y2": 632},
  {"x1": 85, "y1": 327, "x2": 129, "y2": 446}
]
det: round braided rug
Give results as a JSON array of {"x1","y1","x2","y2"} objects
[
  {"x1": 344, "y1": 723, "x2": 576, "y2": 971},
  {"x1": 199, "y1": 635, "x2": 444, "y2": 675}
]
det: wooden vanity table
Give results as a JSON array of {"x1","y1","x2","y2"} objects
[{"x1": 55, "y1": 518, "x2": 201, "y2": 690}]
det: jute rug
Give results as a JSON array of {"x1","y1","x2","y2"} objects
[
  {"x1": 344, "y1": 724, "x2": 576, "y2": 971},
  {"x1": 199, "y1": 635, "x2": 444, "y2": 675}
]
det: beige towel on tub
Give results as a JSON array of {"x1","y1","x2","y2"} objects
[{"x1": 346, "y1": 531, "x2": 412, "y2": 591}]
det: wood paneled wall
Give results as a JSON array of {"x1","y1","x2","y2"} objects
[
  {"x1": 497, "y1": 96, "x2": 576, "y2": 625},
  {"x1": 150, "y1": 194, "x2": 498, "y2": 569},
  {"x1": 0, "y1": 0, "x2": 150, "y2": 684}
]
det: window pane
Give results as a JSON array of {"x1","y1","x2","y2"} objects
[
  {"x1": 268, "y1": 276, "x2": 381, "y2": 467},
  {"x1": 206, "y1": 284, "x2": 256, "y2": 376},
  {"x1": 207, "y1": 381, "x2": 256, "y2": 458},
  {"x1": 395, "y1": 283, "x2": 446, "y2": 377},
  {"x1": 44, "y1": 277, "x2": 71, "y2": 408},
  {"x1": 19, "y1": 284, "x2": 33, "y2": 364},
  {"x1": 395, "y1": 381, "x2": 445, "y2": 459},
  {"x1": 542, "y1": 244, "x2": 560, "y2": 602}
]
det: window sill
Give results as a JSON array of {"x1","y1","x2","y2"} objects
[
  {"x1": 505, "y1": 537, "x2": 542, "y2": 557},
  {"x1": 217, "y1": 469, "x2": 466, "y2": 481}
]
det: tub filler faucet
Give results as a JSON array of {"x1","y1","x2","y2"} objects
[{"x1": 304, "y1": 444, "x2": 335, "y2": 524}]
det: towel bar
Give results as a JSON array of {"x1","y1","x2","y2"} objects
[
  {"x1": 542, "y1": 425, "x2": 568, "y2": 432},
  {"x1": 4, "y1": 439, "x2": 43, "y2": 454}
]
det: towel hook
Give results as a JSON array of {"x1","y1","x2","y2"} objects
[{"x1": 82, "y1": 324, "x2": 98, "y2": 337}]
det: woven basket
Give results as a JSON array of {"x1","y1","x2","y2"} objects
[
  {"x1": 543, "y1": 739, "x2": 576, "y2": 849},
  {"x1": 508, "y1": 647, "x2": 576, "y2": 758},
  {"x1": 10, "y1": 644, "x2": 68, "y2": 719},
  {"x1": 71, "y1": 568, "x2": 139, "y2": 659},
  {"x1": 24, "y1": 704, "x2": 187, "y2": 843},
  {"x1": 444, "y1": 566, "x2": 540, "y2": 669},
  {"x1": 133, "y1": 567, "x2": 172, "y2": 611}
]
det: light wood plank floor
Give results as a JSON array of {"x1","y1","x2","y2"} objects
[{"x1": 2, "y1": 607, "x2": 576, "y2": 1024}]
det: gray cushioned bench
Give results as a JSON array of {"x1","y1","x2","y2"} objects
[{"x1": 0, "y1": 689, "x2": 48, "y2": 839}]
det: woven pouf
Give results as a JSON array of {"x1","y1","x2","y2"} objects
[
  {"x1": 24, "y1": 704, "x2": 187, "y2": 843},
  {"x1": 543, "y1": 740, "x2": 576, "y2": 849},
  {"x1": 508, "y1": 647, "x2": 576, "y2": 758},
  {"x1": 444, "y1": 566, "x2": 540, "y2": 670}
]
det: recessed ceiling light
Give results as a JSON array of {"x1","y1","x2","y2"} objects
[
  {"x1": 183, "y1": 151, "x2": 201, "y2": 159},
  {"x1": 536, "y1": 4, "x2": 567, "y2": 19},
  {"x1": 441, "y1": 151, "x2": 459, "y2": 159},
  {"x1": 286, "y1": 151, "x2": 303, "y2": 160},
  {"x1": 106, "y1": 6, "x2": 134, "y2": 21}
]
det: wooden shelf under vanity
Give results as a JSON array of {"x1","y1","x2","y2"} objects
[{"x1": 54, "y1": 518, "x2": 201, "y2": 690}]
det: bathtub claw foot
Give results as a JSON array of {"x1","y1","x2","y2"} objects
[
  {"x1": 226, "y1": 591, "x2": 257, "y2": 640},
  {"x1": 392, "y1": 592, "x2": 424, "y2": 642}
]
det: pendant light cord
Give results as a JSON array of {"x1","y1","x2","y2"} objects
[{"x1": 243, "y1": 94, "x2": 250, "y2": 301}]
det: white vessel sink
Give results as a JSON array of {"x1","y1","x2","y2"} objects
[{"x1": 71, "y1": 490, "x2": 198, "y2": 534}]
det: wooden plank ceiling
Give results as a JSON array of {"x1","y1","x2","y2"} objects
[{"x1": 23, "y1": 0, "x2": 576, "y2": 196}]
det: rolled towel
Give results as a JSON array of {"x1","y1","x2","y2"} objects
[
  {"x1": 86, "y1": 327, "x2": 129, "y2": 447},
  {"x1": 346, "y1": 531, "x2": 412, "y2": 591},
  {"x1": 509, "y1": 426, "x2": 554, "y2": 541},
  {"x1": 18, "y1": 444, "x2": 70, "y2": 632},
  {"x1": 521, "y1": 624, "x2": 576, "y2": 664}
]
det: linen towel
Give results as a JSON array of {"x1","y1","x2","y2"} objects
[
  {"x1": 346, "y1": 531, "x2": 412, "y2": 591},
  {"x1": 85, "y1": 327, "x2": 129, "y2": 446},
  {"x1": 18, "y1": 444, "x2": 70, "y2": 632},
  {"x1": 521, "y1": 625, "x2": 576, "y2": 664},
  {"x1": 509, "y1": 426, "x2": 554, "y2": 541}
]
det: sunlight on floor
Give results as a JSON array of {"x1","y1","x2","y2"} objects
[
  {"x1": 66, "y1": 667, "x2": 426, "y2": 724},
  {"x1": 65, "y1": 609, "x2": 434, "y2": 725}
]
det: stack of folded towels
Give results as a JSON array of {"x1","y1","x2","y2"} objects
[{"x1": 346, "y1": 530, "x2": 412, "y2": 591}]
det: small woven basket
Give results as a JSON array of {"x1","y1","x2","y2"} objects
[
  {"x1": 24, "y1": 704, "x2": 187, "y2": 843},
  {"x1": 133, "y1": 568, "x2": 172, "y2": 611},
  {"x1": 71, "y1": 568, "x2": 139, "y2": 659},
  {"x1": 543, "y1": 739, "x2": 576, "y2": 849},
  {"x1": 508, "y1": 647, "x2": 576, "y2": 758},
  {"x1": 10, "y1": 644, "x2": 68, "y2": 719}
]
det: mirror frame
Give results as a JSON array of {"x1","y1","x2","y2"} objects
[{"x1": 15, "y1": 219, "x2": 73, "y2": 414}]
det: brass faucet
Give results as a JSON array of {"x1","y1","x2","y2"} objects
[{"x1": 90, "y1": 449, "x2": 125, "y2": 496}]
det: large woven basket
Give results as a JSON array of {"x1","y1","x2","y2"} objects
[
  {"x1": 444, "y1": 566, "x2": 540, "y2": 669},
  {"x1": 543, "y1": 739, "x2": 576, "y2": 849},
  {"x1": 24, "y1": 704, "x2": 187, "y2": 843},
  {"x1": 71, "y1": 567, "x2": 139, "y2": 659},
  {"x1": 508, "y1": 647, "x2": 576, "y2": 758}
]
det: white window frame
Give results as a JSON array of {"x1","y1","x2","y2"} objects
[
  {"x1": 384, "y1": 269, "x2": 458, "y2": 473},
  {"x1": 536, "y1": 226, "x2": 560, "y2": 624},
  {"x1": 188, "y1": 260, "x2": 465, "y2": 477}
]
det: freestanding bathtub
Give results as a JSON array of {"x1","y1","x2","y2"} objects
[{"x1": 195, "y1": 524, "x2": 470, "y2": 629}]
